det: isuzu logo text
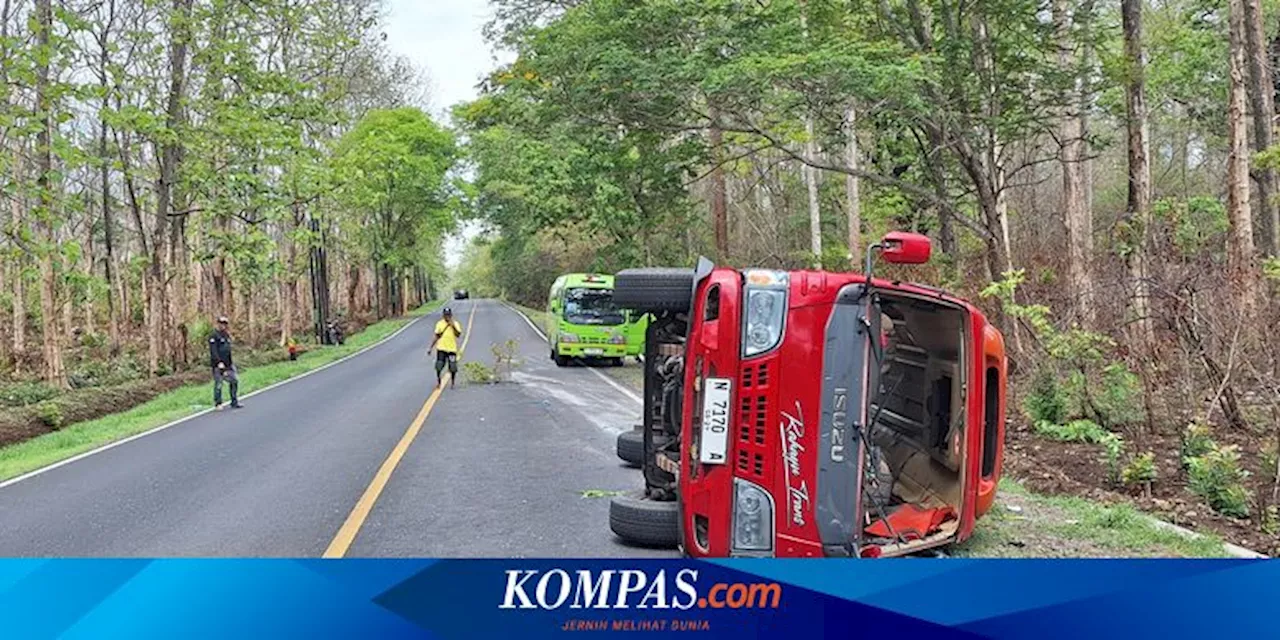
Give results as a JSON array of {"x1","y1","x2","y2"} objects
[
  {"x1": 830, "y1": 387, "x2": 848, "y2": 463},
  {"x1": 779, "y1": 402, "x2": 809, "y2": 528}
]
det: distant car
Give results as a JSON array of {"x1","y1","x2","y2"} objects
[{"x1": 454, "y1": 289, "x2": 469, "y2": 300}]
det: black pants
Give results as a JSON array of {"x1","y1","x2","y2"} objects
[
  {"x1": 213, "y1": 365, "x2": 239, "y2": 406},
  {"x1": 435, "y1": 350, "x2": 458, "y2": 381}
]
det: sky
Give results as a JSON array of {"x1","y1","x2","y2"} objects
[{"x1": 384, "y1": 0, "x2": 511, "y2": 270}]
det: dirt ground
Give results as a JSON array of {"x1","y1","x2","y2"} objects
[{"x1": 1005, "y1": 419, "x2": 1279, "y2": 557}]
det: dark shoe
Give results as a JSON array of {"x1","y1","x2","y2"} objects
[{"x1": 231, "y1": 403, "x2": 245, "y2": 409}]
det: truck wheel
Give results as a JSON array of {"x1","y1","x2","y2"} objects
[
  {"x1": 554, "y1": 353, "x2": 569, "y2": 367},
  {"x1": 616, "y1": 430, "x2": 644, "y2": 467},
  {"x1": 615, "y1": 430, "x2": 669, "y2": 467},
  {"x1": 609, "y1": 492, "x2": 679, "y2": 548},
  {"x1": 613, "y1": 268, "x2": 695, "y2": 313}
]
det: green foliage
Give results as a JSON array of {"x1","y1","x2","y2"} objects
[
  {"x1": 35, "y1": 401, "x2": 64, "y2": 429},
  {"x1": 1122, "y1": 452, "x2": 1159, "y2": 489},
  {"x1": 1153, "y1": 197, "x2": 1228, "y2": 256},
  {"x1": 1100, "y1": 433, "x2": 1126, "y2": 487},
  {"x1": 0, "y1": 382, "x2": 60, "y2": 408},
  {"x1": 1181, "y1": 422, "x2": 1216, "y2": 468},
  {"x1": 1086, "y1": 364, "x2": 1145, "y2": 429},
  {"x1": 1025, "y1": 367, "x2": 1067, "y2": 425},
  {"x1": 1264, "y1": 257, "x2": 1280, "y2": 283},
  {"x1": 1263, "y1": 506, "x2": 1279, "y2": 536},
  {"x1": 1186, "y1": 445, "x2": 1252, "y2": 519},
  {"x1": 1035, "y1": 419, "x2": 1110, "y2": 444},
  {"x1": 463, "y1": 361, "x2": 498, "y2": 385},
  {"x1": 986, "y1": 270, "x2": 1142, "y2": 430}
]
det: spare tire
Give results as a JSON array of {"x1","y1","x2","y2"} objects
[
  {"x1": 609, "y1": 492, "x2": 680, "y2": 547},
  {"x1": 616, "y1": 430, "x2": 669, "y2": 467},
  {"x1": 613, "y1": 268, "x2": 695, "y2": 313}
]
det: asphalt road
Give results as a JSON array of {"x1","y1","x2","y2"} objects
[{"x1": 0, "y1": 299, "x2": 675, "y2": 558}]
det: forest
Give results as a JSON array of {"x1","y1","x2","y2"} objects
[
  {"x1": 453, "y1": 0, "x2": 1280, "y2": 554},
  {"x1": 0, "y1": 0, "x2": 456, "y2": 414}
]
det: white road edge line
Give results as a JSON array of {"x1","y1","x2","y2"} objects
[
  {"x1": 0, "y1": 310, "x2": 433, "y2": 491},
  {"x1": 502, "y1": 301, "x2": 644, "y2": 405}
]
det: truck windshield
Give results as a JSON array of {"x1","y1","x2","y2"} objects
[{"x1": 564, "y1": 288, "x2": 625, "y2": 325}]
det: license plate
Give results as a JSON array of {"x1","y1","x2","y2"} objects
[
  {"x1": 700, "y1": 377, "x2": 732, "y2": 464},
  {"x1": 584, "y1": 348, "x2": 604, "y2": 356}
]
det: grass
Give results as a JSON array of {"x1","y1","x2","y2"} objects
[
  {"x1": 953, "y1": 479, "x2": 1231, "y2": 558},
  {"x1": 0, "y1": 302, "x2": 440, "y2": 482}
]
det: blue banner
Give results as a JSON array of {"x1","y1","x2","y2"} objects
[{"x1": 0, "y1": 559, "x2": 1273, "y2": 639}]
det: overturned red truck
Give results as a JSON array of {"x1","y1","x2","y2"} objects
[{"x1": 609, "y1": 232, "x2": 1007, "y2": 558}]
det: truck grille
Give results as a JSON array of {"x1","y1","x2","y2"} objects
[{"x1": 736, "y1": 363, "x2": 771, "y2": 479}]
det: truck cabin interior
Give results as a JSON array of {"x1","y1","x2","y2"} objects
[{"x1": 860, "y1": 292, "x2": 968, "y2": 557}]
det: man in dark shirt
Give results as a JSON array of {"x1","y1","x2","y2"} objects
[{"x1": 209, "y1": 316, "x2": 243, "y2": 410}]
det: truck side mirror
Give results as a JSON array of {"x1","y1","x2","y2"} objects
[{"x1": 880, "y1": 231, "x2": 931, "y2": 265}]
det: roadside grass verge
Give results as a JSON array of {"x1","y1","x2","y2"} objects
[
  {"x1": 953, "y1": 479, "x2": 1231, "y2": 558},
  {"x1": 0, "y1": 303, "x2": 439, "y2": 482}
]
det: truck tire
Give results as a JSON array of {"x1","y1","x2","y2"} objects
[
  {"x1": 615, "y1": 430, "x2": 668, "y2": 467},
  {"x1": 609, "y1": 492, "x2": 679, "y2": 547},
  {"x1": 613, "y1": 268, "x2": 695, "y2": 313}
]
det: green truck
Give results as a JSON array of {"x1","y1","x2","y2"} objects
[{"x1": 547, "y1": 273, "x2": 647, "y2": 366}]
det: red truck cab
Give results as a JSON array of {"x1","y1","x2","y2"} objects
[{"x1": 609, "y1": 233, "x2": 1007, "y2": 558}]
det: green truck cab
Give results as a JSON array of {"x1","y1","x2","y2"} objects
[{"x1": 547, "y1": 274, "x2": 645, "y2": 366}]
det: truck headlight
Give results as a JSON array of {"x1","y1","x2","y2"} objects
[
  {"x1": 609, "y1": 333, "x2": 626, "y2": 344},
  {"x1": 742, "y1": 286, "x2": 787, "y2": 357},
  {"x1": 560, "y1": 332, "x2": 579, "y2": 343},
  {"x1": 732, "y1": 478, "x2": 774, "y2": 553}
]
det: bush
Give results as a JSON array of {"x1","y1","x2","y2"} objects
[
  {"x1": 35, "y1": 401, "x2": 64, "y2": 429},
  {"x1": 1186, "y1": 445, "x2": 1252, "y2": 518},
  {"x1": 1025, "y1": 367, "x2": 1066, "y2": 425},
  {"x1": 463, "y1": 361, "x2": 497, "y2": 384},
  {"x1": 79, "y1": 331, "x2": 106, "y2": 349},
  {"x1": 0, "y1": 381, "x2": 59, "y2": 408},
  {"x1": 1180, "y1": 422, "x2": 1215, "y2": 468},
  {"x1": 1122, "y1": 451, "x2": 1158, "y2": 489},
  {"x1": 1094, "y1": 363, "x2": 1145, "y2": 428},
  {"x1": 1035, "y1": 419, "x2": 1110, "y2": 444},
  {"x1": 1099, "y1": 433, "x2": 1126, "y2": 486}
]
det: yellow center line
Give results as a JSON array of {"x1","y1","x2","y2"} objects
[{"x1": 322, "y1": 303, "x2": 477, "y2": 558}]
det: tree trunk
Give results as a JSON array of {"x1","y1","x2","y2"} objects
[
  {"x1": 1057, "y1": 0, "x2": 1096, "y2": 327},
  {"x1": 1228, "y1": 0, "x2": 1259, "y2": 306},
  {"x1": 9, "y1": 148, "x2": 25, "y2": 368},
  {"x1": 799, "y1": 1, "x2": 821, "y2": 267},
  {"x1": 100, "y1": 0, "x2": 119, "y2": 354},
  {"x1": 804, "y1": 125, "x2": 822, "y2": 267},
  {"x1": 148, "y1": 0, "x2": 194, "y2": 376},
  {"x1": 708, "y1": 104, "x2": 729, "y2": 259},
  {"x1": 33, "y1": 0, "x2": 66, "y2": 388},
  {"x1": 1121, "y1": 0, "x2": 1155, "y2": 348},
  {"x1": 1244, "y1": 0, "x2": 1279, "y2": 257},
  {"x1": 845, "y1": 105, "x2": 862, "y2": 266}
]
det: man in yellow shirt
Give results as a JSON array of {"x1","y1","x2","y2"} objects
[{"x1": 428, "y1": 307, "x2": 464, "y2": 388}]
